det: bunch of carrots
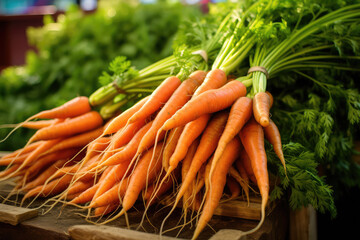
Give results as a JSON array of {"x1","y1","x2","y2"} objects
[{"x1": 1, "y1": 1, "x2": 360, "y2": 239}]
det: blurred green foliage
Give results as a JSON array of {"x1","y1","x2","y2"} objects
[{"x1": 0, "y1": 0, "x2": 200, "y2": 150}]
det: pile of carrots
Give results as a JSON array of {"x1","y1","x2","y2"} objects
[
  {"x1": 2, "y1": 1, "x2": 360, "y2": 239},
  {"x1": 0, "y1": 68, "x2": 284, "y2": 239}
]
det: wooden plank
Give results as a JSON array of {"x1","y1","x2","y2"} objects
[
  {"x1": 0, "y1": 203, "x2": 38, "y2": 225},
  {"x1": 289, "y1": 205, "x2": 317, "y2": 240},
  {"x1": 68, "y1": 225, "x2": 183, "y2": 240},
  {"x1": 214, "y1": 201, "x2": 261, "y2": 220},
  {"x1": 209, "y1": 229, "x2": 246, "y2": 240}
]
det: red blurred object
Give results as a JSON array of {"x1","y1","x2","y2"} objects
[{"x1": 0, "y1": 6, "x2": 58, "y2": 71}]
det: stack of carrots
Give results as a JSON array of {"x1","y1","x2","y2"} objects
[{"x1": 1, "y1": 1, "x2": 360, "y2": 239}]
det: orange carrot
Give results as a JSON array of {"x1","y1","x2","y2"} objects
[
  {"x1": 136, "y1": 71, "x2": 206, "y2": 155},
  {"x1": 264, "y1": 119, "x2": 286, "y2": 171},
  {"x1": 91, "y1": 161, "x2": 131, "y2": 204},
  {"x1": 119, "y1": 142, "x2": 164, "y2": 213},
  {"x1": 239, "y1": 118, "x2": 269, "y2": 234},
  {"x1": 209, "y1": 96, "x2": 252, "y2": 183},
  {"x1": 163, "y1": 80, "x2": 246, "y2": 130},
  {"x1": 193, "y1": 69, "x2": 227, "y2": 96},
  {"x1": 192, "y1": 136, "x2": 241, "y2": 239},
  {"x1": 32, "y1": 96, "x2": 91, "y2": 119},
  {"x1": 253, "y1": 92, "x2": 271, "y2": 127},
  {"x1": 99, "y1": 121, "x2": 159, "y2": 167},
  {"x1": 4, "y1": 139, "x2": 63, "y2": 180},
  {"x1": 168, "y1": 111, "x2": 228, "y2": 213},
  {"x1": 0, "y1": 152, "x2": 31, "y2": 166},
  {"x1": 167, "y1": 114, "x2": 210, "y2": 172},
  {"x1": 93, "y1": 203, "x2": 119, "y2": 217},
  {"x1": 25, "y1": 148, "x2": 80, "y2": 179},
  {"x1": 82, "y1": 136, "x2": 111, "y2": 166},
  {"x1": 66, "y1": 180, "x2": 94, "y2": 196},
  {"x1": 235, "y1": 158, "x2": 250, "y2": 204},
  {"x1": 29, "y1": 111, "x2": 103, "y2": 142},
  {"x1": 0, "y1": 141, "x2": 43, "y2": 161},
  {"x1": 89, "y1": 177, "x2": 130, "y2": 208},
  {"x1": 0, "y1": 164, "x2": 22, "y2": 178},
  {"x1": 240, "y1": 148, "x2": 257, "y2": 184},
  {"x1": 143, "y1": 168, "x2": 179, "y2": 207},
  {"x1": 128, "y1": 76, "x2": 181, "y2": 124},
  {"x1": 103, "y1": 96, "x2": 150, "y2": 135},
  {"x1": 21, "y1": 119, "x2": 58, "y2": 129},
  {"x1": 47, "y1": 127, "x2": 104, "y2": 153},
  {"x1": 22, "y1": 159, "x2": 68, "y2": 191},
  {"x1": 228, "y1": 166, "x2": 249, "y2": 202},
  {"x1": 22, "y1": 174, "x2": 73, "y2": 200},
  {"x1": 162, "y1": 126, "x2": 184, "y2": 171},
  {"x1": 99, "y1": 118, "x2": 147, "y2": 163},
  {"x1": 69, "y1": 183, "x2": 99, "y2": 205},
  {"x1": 226, "y1": 176, "x2": 241, "y2": 199}
]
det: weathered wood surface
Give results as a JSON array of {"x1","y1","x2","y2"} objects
[
  {"x1": 69, "y1": 225, "x2": 183, "y2": 240},
  {"x1": 289, "y1": 206, "x2": 317, "y2": 240},
  {"x1": 0, "y1": 178, "x2": 288, "y2": 240},
  {"x1": 0, "y1": 203, "x2": 38, "y2": 225}
]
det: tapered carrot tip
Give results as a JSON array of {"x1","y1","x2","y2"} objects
[{"x1": 260, "y1": 116, "x2": 270, "y2": 127}]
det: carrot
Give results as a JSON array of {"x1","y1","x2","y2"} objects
[
  {"x1": 143, "y1": 168, "x2": 179, "y2": 207},
  {"x1": 69, "y1": 183, "x2": 99, "y2": 205},
  {"x1": 136, "y1": 70, "x2": 206, "y2": 155},
  {"x1": 228, "y1": 166, "x2": 249, "y2": 203},
  {"x1": 99, "y1": 121, "x2": 159, "y2": 167},
  {"x1": 22, "y1": 174, "x2": 74, "y2": 200},
  {"x1": 99, "y1": 118, "x2": 147, "y2": 163},
  {"x1": 93, "y1": 203, "x2": 119, "y2": 217},
  {"x1": 163, "y1": 80, "x2": 246, "y2": 130},
  {"x1": 239, "y1": 118, "x2": 269, "y2": 234},
  {"x1": 175, "y1": 111, "x2": 228, "y2": 203},
  {"x1": 264, "y1": 119, "x2": 286, "y2": 172},
  {"x1": 103, "y1": 96, "x2": 150, "y2": 135},
  {"x1": 180, "y1": 138, "x2": 199, "y2": 214},
  {"x1": 0, "y1": 152, "x2": 31, "y2": 166},
  {"x1": 3, "y1": 139, "x2": 63, "y2": 181},
  {"x1": 32, "y1": 96, "x2": 91, "y2": 119},
  {"x1": 0, "y1": 141, "x2": 43, "y2": 162},
  {"x1": 160, "y1": 111, "x2": 228, "y2": 230},
  {"x1": 91, "y1": 161, "x2": 131, "y2": 205},
  {"x1": 29, "y1": 111, "x2": 103, "y2": 142},
  {"x1": 47, "y1": 127, "x2": 104, "y2": 154},
  {"x1": 66, "y1": 180, "x2": 94, "y2": 196},
  {"x1": 192, "y1": 136, "x2": 241, "y2": 240},
  {"x1": 82, "y1": 136, "x2": 111, "y2": 166},
  {"x1": 253, "y1": 92, "x2": 271, "y2": 127},
  {"x1": 0, "y1": 164, "x2": 22, "y2": 178},
  {"x1": 240, "y1": 148, "x2": 257, "y2": 184},
  {"x1": 235, "y1": 158, "x2": 250, "y2": 204},
  {"x1": 0, "y1": 97, "x2": 89, "y2": 143},
  {"x1": 162, "y1": 126, "x2": 184, "y2": 171},
  {"x1": 51, "y1": 164, "x2": 80, "y2": 180},
  {"x1": 118, "y1": 142, "x2": 164, "y2": 214},
  {"x1": 226, "y1": 176, "x2": 241, "y2": 199},
  {"x1": 21, "y1": 119, "x2": 58, "y2": 129},
  {"x1": 266, "y1": 91, "x2": 274, "y2": 108},
  {"x1": 167, "y1": 113, "x2": 210, "y2": 172},
  {"x1": 25, "y1": 148, "x2": 80, "y2": 179},
  {"x1": 193, "y1": 69, "x2": 227, "y2": 96},
  {"x1": 209, "y1": 96, "x2": 253, "y2": 181},
  {"x1": 89, "y1": 177, "x2": 130, "y2": 208},
  {"x1": 128, "y1": 76, "x2": 181, "y2": 124},
  {"x1": 21, "y1": 159, "x2": 68, "y2": 191},
  {"x1": 69, "y1": 164, "x2": 115, "y2": 204}
]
